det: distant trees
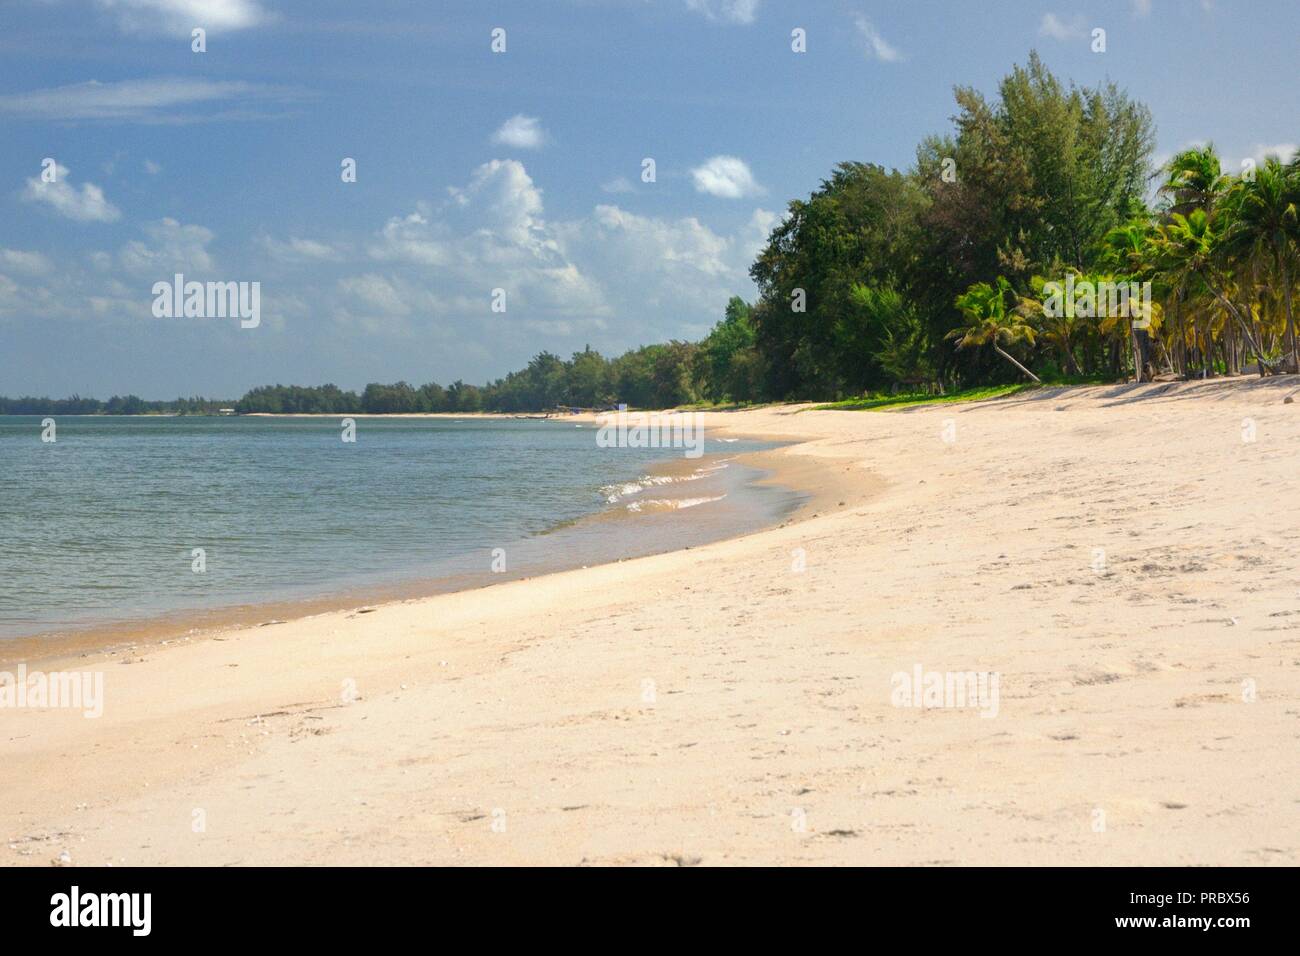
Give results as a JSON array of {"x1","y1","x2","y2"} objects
[
  {"x1": 237, "y1": 384, "x2": 358, "y2": 414},
  {"x1": 697, "y1": 296, "x2": 762, "y2": 403},
  {"x1": 0, "y1": 394, "x2": 233, "y2": 415}
]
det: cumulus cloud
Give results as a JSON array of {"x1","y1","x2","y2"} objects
[
  {"x1": 344, "y1": 158, "x2": 775, "y2": 344},
  {"x1": 1039, "y1": 13, "x2": 1086, "y2": 40},
  {"x1": 854, "y1": 16, "x2": 902, "y2": 62},
  {"x1": 118, "y1": 218, "x2": 216, "y2": 276},
  {"x1": 5, "y1": 159, "x2": 775, "y2": 370},
  {"x1": 685, "y1": 0, "x2": 759, "y2": 24},
  {"x1": 690, "y1": 155, "x2": 763, "y2": 199},
  {"x1": 491, "y1": 114, "x2": 547, "y2": 149},
  {"x1": 22, "y1": 165, "x2": 121, "y2": 222},
  {"x1": 93, "y1": 0, "x2": 269, "y2": 37},
  {"x1": 364, "y1": 159, "x2": 603, "y2": 323},
  {"x1": 0, "y1": 249, "x2": 54, "y2": 275},
  {"x1": 0, "y1": 219, "x2": 220, "y2": 327},
  {"x1": 558, "y1": 204, "x2": 775, "y2": 341}
]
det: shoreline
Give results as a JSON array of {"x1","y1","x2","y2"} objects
[
  {"x1": 4, "y1": 380, "x2": 1297, "y2": 866},
  {"x1": 0, "y1": 425, "x2": 857, "y2": 671}
]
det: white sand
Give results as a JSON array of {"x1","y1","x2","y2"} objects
[{"x1": 3, "y1": 378, "x2": 1298, "y2": 866}]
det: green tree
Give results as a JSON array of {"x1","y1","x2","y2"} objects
[
  {"x1": 1221, "y1": 157, "x2": 1300, "y2": 370},
  {"x1": 949, "y1": 277, "x2": 1041, "y2": 382}
]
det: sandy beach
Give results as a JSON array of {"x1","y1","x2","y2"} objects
[{"x1": 3, "y1": 378, "x2": 1298, "y2": 866}]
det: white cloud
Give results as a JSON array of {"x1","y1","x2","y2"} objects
[
  {"x1": 0, "y1": 249, "x2": 54, "y2": 275},
  {"x1": 368, "y1": 159, "x2": 604, "y2": 321},
  {"x1": 21, "y1": 165, "x2": 121, "y2": 223},
  {"x1": 354, "y1": 159, "x2": 770, "y2": 342},
  {"x1": 601, "y1": 176, "x2": 635, "y2": 194},
  {"x1": 338, "y1": 273, "x2": 411, "y2": 316},
  {"x1": 0, "y1": 221, "x2": 220, "y2": 326},
  {"x1": 559, "y1": 204, "x2": 775, "y2": 339},
  {"x1": 1039, "y1": 13, "x2": 1086, "y2": 40},
  {"x1": 118, "y1": 218, "x2": 216, "y2": 275},
  {"x1": 491, "y1": 114, "x2": 547, "y2": 150},
  {"x1": 854, "y1": 16, "x2": 902, "y2": 62},
  {"x1": 685, "y1": 0, "x2": 759, "y2": 24},
  {"x1": 690, "y1": 155, "x2": 763, "y2": 199},
  {"x1": 4, "y1": 158, "x2": 774, "y2": 361},
  {"x1": 0, "y1": 77, "x2": 301, "y2": 123},
  {"x1": 143, "y1": 159, "x2": 162, "y2": 175},
  {"x1": 0, "y1": 274, "x2": 21, "y2": 317},
  {"x1": 1245, "y1": 142, "x2": 1299, "y2": 165},
  {"x1": 1132, "y1": 0, "x2": 1153, "y2": 16},
  {"x1": 257, "y1": 236, "x2": 344, "y2": 263},
  {"x1": 1215, "y1": 143, "x2": 1299, "y2": 175},
  {"x1": 448, "y1": 159, "x2": 549, "y2": 246},
  {"x1": 93, "y1": 0, "x2": 269, "y2": 37}
]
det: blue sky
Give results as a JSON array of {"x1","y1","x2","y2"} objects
[{"x1": 2, "y1": 0, "x2": 1297, "y2": 399}]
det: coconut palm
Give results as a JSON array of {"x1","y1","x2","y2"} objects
[
  {"x1": 1016, "y1": 274, "x2": 1083, "y2": 375},
  {"x1": 1220, "y1": 156, "x2": 1299, "y2": 371},
  {"x1": 1159, "y1": 145, "x2": 1229, "y2": 217},
  {"x1": 950, "y1": 276, "x2": 1041, "y2": 382},
  {"x1": 1152, "y1": 210, "x2": 1269, "y2": 371},
  {"x1": 1100, "y1": 222, "x2": 1163, "y2": 380}
]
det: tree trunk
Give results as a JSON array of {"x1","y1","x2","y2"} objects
[
  {"x1": 1206, "y1": 281, "x2": 1268, "y2": 371},
  {"x1": 993, "y1": 344, "x2": 1041, "y2": 383},
  {"x1": 1224, "y1": 309, "x2": 1236, "y2": 375},
  {"x1": 1280, "y1": 251, "x2": 1298, "y2": 374},
  {"x1": 1061, "y1": 344, "x2": 1081, "y2": 376}
]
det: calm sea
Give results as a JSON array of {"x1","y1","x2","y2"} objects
[{"x1": 0, "y1": 415, "x2": 798, "y2": 640}]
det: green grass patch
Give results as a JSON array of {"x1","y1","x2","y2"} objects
[{"x1": 811, "y1": 383, "x2": 1037, "y2": 411}]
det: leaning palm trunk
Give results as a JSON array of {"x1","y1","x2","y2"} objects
[
  {"x1": 993, "y1": 344, "x2": 1041, "y2": 383},
  {"x1": 1280, "y1": 252, "x2": 1297, "y2": 373},
  {"x1": 1204, "y1": 278, "x2": 1269, "y2": 371}
]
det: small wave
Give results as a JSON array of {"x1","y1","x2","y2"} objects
[
  {"x1": 601, "y1": 464, "x2": 731, "y2": 503},
  {"x1": 625, "y1": 495, "x2": 725, "y2": 513}
]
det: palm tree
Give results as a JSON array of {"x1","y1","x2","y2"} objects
[
  {"x1": 1159, "y1": 145, "x2": 1228, "y2": 217},
  {"x1": 1221, "y1": 157, "x2": 1299, "y2": 371},
  {"x1": 1101, "y1": 222, "x2": 1162, "y2": 380},
  {"x1": 950, "y1": 276, "x2": 1041, "y2": 383},
  {"x1": 1158, "y1": 146, "x2": 1243, "y2": 377},
  {"x1": 1017, "y1": 275, "x2": 1082, "y2": 375},
  {"x1": 1153, "y1": 210, "x2": 1269, "y2": 371}
]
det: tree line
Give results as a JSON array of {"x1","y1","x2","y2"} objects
[{"x1": 0, "y1": 395, "x2": 233, "y2": 415}]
